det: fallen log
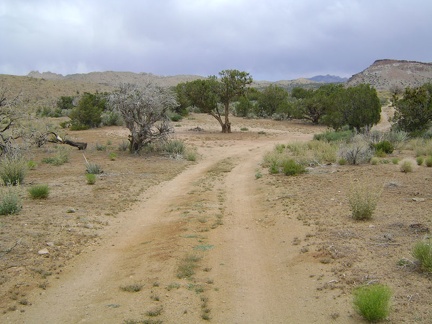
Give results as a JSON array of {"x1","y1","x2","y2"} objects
[{"x1": 48, "y1": 132, "x2": 87, "y2": 150}]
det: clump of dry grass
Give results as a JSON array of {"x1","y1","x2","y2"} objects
[{"x1": 348, "y1": 180, "x2": 382, "y2": 220}]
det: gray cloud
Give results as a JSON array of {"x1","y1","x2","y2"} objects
[{"x1": 1, "y1": 0, "x2": 431, "y2": 80}]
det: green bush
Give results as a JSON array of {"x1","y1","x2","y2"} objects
[
  {"x1": 416, "y1": 156, "x2": 424, "y2": 166},
  {"x1": 28, "y1": 184, "x2": 50, "y2": 199},
  {"x1": 108, "y1": 152, "x2": 117, "y2": 161},
  {"x1": 0, "y1": 187, "x2": 22, "y2": 215},
  {"x1": 169, "y1": 113, "x2": 183, "y2": 122},
  {"x1": 353, "y1": 284, "x2": 391, "y2": 322},
  {"x1": 27, "y1": 160, "x2": 37, "y2": 170},
  {"x1": 86, "y1": 173, "x2": 96, "y2": 185},
  {"x1": 348, "y1": 181, "x2": 382, "y2": 220},
  {"x1": 0, "y1": 155, "x2": 27, "y2": 185},
  {"x1": 412, "y1": 239, "x2": 432, "y2": 273},
  {"x1": 282, "y1": 159, "x2": 306, "y2": 176},
  {"x1": 374, "y1": 140, "x2": 394, "y2": 154},
  {"x1": 425, "y1": 156, "x2": 432, "y2": 167}
]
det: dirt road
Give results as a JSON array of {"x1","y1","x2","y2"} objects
[{"x1": 3, "y1": 117, "x2": 341, "y2": 323}]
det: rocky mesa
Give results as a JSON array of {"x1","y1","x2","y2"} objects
[{"x1": 347, "y1": 59, "x2": 432, "y2": 91}]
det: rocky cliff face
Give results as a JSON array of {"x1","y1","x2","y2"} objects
[{"x1": 347, "y1": 59, "x2": 432, "y2": 91}]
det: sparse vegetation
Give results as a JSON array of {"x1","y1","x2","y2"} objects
[
  {"x1": 177, "y1": 254, "x2": 202, "y2": 279},
  {"x1": 28, "y1": 184, "x2": 50, "y2": 199},
  {"x1": 120, "y1": 283, "x2": 143, "y2": 292},
  {"x1": 353, "y1": 284, "x2": 392, "y2": 322}
]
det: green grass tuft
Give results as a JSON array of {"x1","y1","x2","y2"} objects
[
  {"x1": 412, "y1": 239, "x2": 432, "y2": 273},
  {"x1": 28, "y1": 184, "x2": 50, "y2": 199},
  {"x1": 353, "y1": 284, "x2": 391, "y2": 322}
]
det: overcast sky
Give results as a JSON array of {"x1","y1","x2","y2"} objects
[{"x1": 1, "y1": 0, "x2": 431, "y2": 81}]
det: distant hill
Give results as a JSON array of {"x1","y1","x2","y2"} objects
[
  {"x1": 307, "y1": 75, "x2": 348, "y2": 83},
  {"x1": 27, "y1": 70, "x2": 204, "y2": 88},
  {"x1": 347, "y1": 59, "x2": 432, "y2": 91}
]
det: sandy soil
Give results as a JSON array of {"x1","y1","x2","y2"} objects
[{"x1": 1, "y1": 113, "x2": 431, "y2": 323}]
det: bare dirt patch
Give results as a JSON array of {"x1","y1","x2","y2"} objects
[{"x1": 1, "y1": 114, "x2": 431, "y2": 323}]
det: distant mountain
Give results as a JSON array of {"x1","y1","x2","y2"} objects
[
  {"x1": 307, "y1": 75, "x2": 348, "y2": 83},
  {"x1": 347, "y1": 59, "x2": 432, "y2": 91}
]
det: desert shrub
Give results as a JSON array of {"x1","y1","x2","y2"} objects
[
  {"x1": 269, "y1": 160, "x2": 279, "y2": 174},
  {"x1": 275, "y1": 143, "x2": 285, "y2": 153},
  {"x1": 374, "y1": 140, "x2": 394, "y2": 154},
  {"x1": 42, "y1": 147, "x2": 69, "y2": 166},
  {"x1": 406, "y1": 138, "x2": 432, "y2": 157},
  {"x1": 399, "y1": 159, "x2": 414, "y2": 173},
  {"x1": 338, "y1": 158, "x2": 347, "y2": 165},
  {"x1": 412, "y1": 239, "x2": 432, "y2": 273},
  {"x1": 85, "y1": 163, "x2": 103, "y2": 174},
  {"x1": 391, "y1": 157, "x2": 400, "y2": 164},
  {"x1": 307, "y1": 140, "x2": 337, "y2": 164},
  {"x1": 0, "y1": 155, "x2": 27, "y2": 185},
  {"x1": 101, "y1": 111, "x2": 123, "y2": 126},
  {"x1": 370, "y1": 157, "x2": 379, "y2": 165},
  {"x1": 108, "y1": 152, "x2": 117, "y2": 161},
  {"x1": 425, "y1": 156, "x2": 432, "y2": 167},
  {"x1": 348, "y1": 181, "x2": 382, "y2": 220},
  {"x1": 416, "y1": 156, "x2": 424, "y2": 166},
  {"x1": 286, "y1": 142, "x2": 307, "y2": 156},
  {"x1": 338, "y1": 139, "x2": 373, "y2": 165},
  {"x1": 85, "y1": 173, "x2": 96, "y2": 185},
  {"x1": 184, "y1": 148, "x2": 197, "y2": 162},
  {"x1": 28, "y1": 184, "x2": 50, "y2": 199},
  {"x1": 95, "y1": 143, "x2": 106, "y2": 151},
  {"x1": 313, "y1": 129, "x2": 353, "y2": 142},
  {"x1": 384, "y1": 130, "x2": 408, "y2": 149},
  {"x1": 282, "y1": 159, "x2": 306, "y2": 176},
  {"x1": 162, "y1": 140, "x2": 185, "y2": 157},
  {"x1": 0, "y1": 187, "x2": 22, "y2": 215},
  {"x1": 118, "y1": 140, "x2": 129, "y2": 151},
  {"x1": 169, "y1": 113, "x2": 183, "y2": 122},
  {"x1": 353, "y1": 284, "x2": 391, "y2": 322}
]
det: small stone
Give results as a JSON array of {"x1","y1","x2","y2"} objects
[
  {"x1": 412, "y1": 198, "x2": 426, "y2": 202},
  {"x1": 46, "y1": 242, "x2": 55, "y2": 247},
  {"x1": 38, "y1": 248, "x2": 49, "y2": 255}
]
